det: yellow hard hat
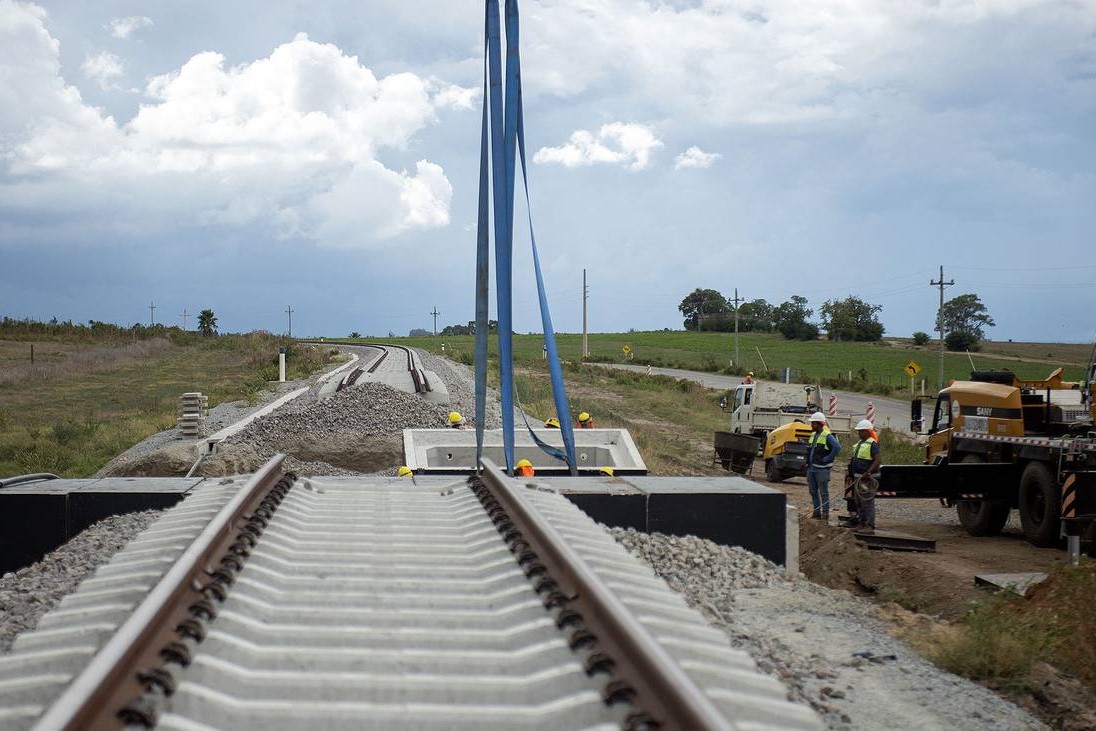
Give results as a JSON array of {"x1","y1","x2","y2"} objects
[
  {"x1": 747, "y1": 371, "x2": 754, "y2": 376},
  {"x1": 448, "y1": 411, "x2": 463, "y2": 425},
  {"x1": 397, "y1": 466, "x2": 413, "y2": 477},
  {"x1": 599, "y1": 466, "x2": 614, "y2": 477},
  {"x1": 544, "y1": 417, "x2": 560, "y2": 428},
  {"x1": 578, "y1": 412, "x2": 591, "y2": 422},
  {"x1": 516, "y1": 459, "x2": 533, "y2": 468}
]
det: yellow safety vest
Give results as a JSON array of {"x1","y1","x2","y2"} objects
[{"x1": 852, "y1": 438, "x2": 877, "y2": 461}]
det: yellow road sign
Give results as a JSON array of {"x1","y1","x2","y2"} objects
[
  {"x1": 622, "y1": 345, "x2": 632, "y2": 355},
  {"x1": 904, "y1": 360, "x2": 922, "y2": 377}
]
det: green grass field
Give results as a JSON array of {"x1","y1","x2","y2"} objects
[
  {"x1": 0, "y1": 335, "x2": 341, "y2": 477},
  {"x1": 337, "y1": 331, "x2": 1090, "y2": 393}
]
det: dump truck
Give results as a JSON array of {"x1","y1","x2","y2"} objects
[
  {"x1": 878, "y1": 356, "x2": 1096, "y2": 550},
  {"x1": 721, "y1": 382, "x2": 852, "y2": 443}
]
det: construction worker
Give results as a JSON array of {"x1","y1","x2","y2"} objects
[
  {"x1": 516, "y1": 458, "x2": 535, "y2": 477},
  {"x1": 577, "y1": 412, "x2": 595, "y2": 429},
  {"x1": 845, "y1": 419, "x2": 881, "y2": 533},
  {"x1": 599, "y1": 466, "x2": 614, "y2": 477},
  {"x1": 544, "y1": 417, "x2": 560, "y2": 429},
  {"x1": 743, "y1": 371, "x2": 755, "y2": 385},
  {"x1": 447, "y1": 411, "x2": 464, "y2": 428},
  {"x1": 397, "y1": 466, "x2": 413, "y2": 478},
  {"x1": 806, "y1": 411, "x2": 841, "y2": 520}
]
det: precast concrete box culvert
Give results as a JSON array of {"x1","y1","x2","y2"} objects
[{"x1": 403, "y1": 428, "x2": 647, "y2": 475}]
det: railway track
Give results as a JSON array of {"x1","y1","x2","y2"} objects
[
  {"x1": 332, "y1": 343, "x2": 438, "y2": 399},
  {"x1": 0, "y1": 456, "x2": 820, "y2": 730}
]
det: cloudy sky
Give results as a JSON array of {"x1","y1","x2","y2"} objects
[{"x1": 1, "y1": 0, "x2": 1094, "y2": 343}]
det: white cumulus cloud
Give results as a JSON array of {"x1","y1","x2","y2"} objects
[
  {"x1": 674, "y1": 146, "x2": 721, "y2": 170},
  {"x1": 533, "y1": 122, "x2": 663, "y2": 171},
  {"x1": 80, "y1": 50, "x2": 123, "y2": 89},
  {"x1": 107, "y1": 15, "x2": 152, "y2": 39},
  {"x1": 0, "y1": 10, "x2": 462, "y2": 249}
]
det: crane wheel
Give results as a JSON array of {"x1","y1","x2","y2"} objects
[
  {"x1": 956, "y1": 501, "x2": 1010, "y2": 536},
  {"x1": 955, "y1": 454, "x2": 1010, "y2": 536},
  {"x1": 1019, "y1": 462, "x2": 1060, "y2": 548}
]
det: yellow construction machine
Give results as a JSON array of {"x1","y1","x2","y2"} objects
[{"x1": 880, "y1": 356, "x2": 1096, "y2": 549}]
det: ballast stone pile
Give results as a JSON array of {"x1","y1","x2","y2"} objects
[
  {"x1": 225, "y1": 381, "x2": 453, "y2": 449},
  {"x1": 611, "y1": 528, "x2": 1044, "y2": 731},
  {"x1": 0, "y1": 510, "x2": 162, "y2": 656}
]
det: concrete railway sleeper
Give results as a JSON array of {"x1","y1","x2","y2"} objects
[
  {"x1": 7, "y1": 455, "x2": 819, "y2": 731},
  {"x1": 473, "y1": 459, "x2": 734, "y2": 731}
]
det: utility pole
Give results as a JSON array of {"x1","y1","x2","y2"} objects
[
  {"x1": 729, "y1": 288, "x2": 745, "y2": 368},
  {"x1": 181, "y1": 308, "x2": 189, "y2": 330},
  {"x1": 286, "y1": 305, "x2": 293, "y2": 338},
  {"x1": 431, "y1": 306, "x2": 440, "y2": 337},
  {"x1": 149, "y1": 301, "x2": 156, "y2": 326},
  {"x1": 930, "y1": 265, "x2": 954, "y2": 389},
  {"x1": 582, "y1": 269, "x2": 589, "y2": 359}
]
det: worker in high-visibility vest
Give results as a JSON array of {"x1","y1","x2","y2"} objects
[
  {"x1": 576, "y1": 412, "x2": 595, "y2": 429},
  {"x1": 845, "y1": 419, "x2": 882, "y2": 532},
  {"x1": 806, "y1": 412, "x2": 841, "y2": 520}
]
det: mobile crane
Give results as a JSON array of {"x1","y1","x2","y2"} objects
[{"x1": 878, "y1": 348, "x2": 1096, "y2": 550}]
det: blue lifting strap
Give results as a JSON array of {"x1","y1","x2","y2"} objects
[
  {"x1": 473, "y1": 5, "x2": 491, "y2": 471},
  {"x1": 476, "y1": 0, "x2": 577, "y2": 474}
]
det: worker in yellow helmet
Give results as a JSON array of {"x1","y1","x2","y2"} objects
[
  {"x1": 516, "y1": 458, "x2": 535, "y2": 477},
  {"x1": 599, "y1": 466, "x2": 614, "y2": 477},
  {"x1": 576, "y1": 412, "x2": 595, "y2": 429},
  {"x1": 544, "y1": 417, "x2": 560, "y2": 429},
  {"x1": 447, "y1": 411, "x2": 464, "y2": 428},
  {"x1": 397, "y1": 466, "x2": 413, "y2": 478}
]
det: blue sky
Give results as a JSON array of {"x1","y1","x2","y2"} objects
[{"x1": 1, "y1": 0, "x2": 1094, "y2": 342}]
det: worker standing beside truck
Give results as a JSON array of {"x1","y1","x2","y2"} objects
[
  {"x1": 845, "y1": 419, "x2": 882, "y2": 532},
  {"x1": 806, "y1": 412, "x2": 841, "y2": 520}
]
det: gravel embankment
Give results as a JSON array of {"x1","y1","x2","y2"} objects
[
  {"x1": 612, "y1": 528, "x2": 1044, "y2": 731},
  {"x1": 0, "y1": 510, "x2": 163, "y2": 656}
]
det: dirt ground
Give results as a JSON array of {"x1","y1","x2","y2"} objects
[
  {"x1": 758, "y1": 462, "x2": 1096, "y2": 730},
  {"x1": 773, "y1": 463, "x2": 1069, "y2": 621}
]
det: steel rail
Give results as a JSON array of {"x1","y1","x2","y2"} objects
[
  {"x1": 475, "y1": 458, "x2": 734, "y2": 731},
  {"x1": 32, "y1": 455, "x2": 292, "y2": 731}
]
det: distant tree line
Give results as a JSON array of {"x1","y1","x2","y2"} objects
[
  {"x1": 677, "y1": 290, "x2": 882, "y2": 341},
  {"x1": 438, "y1": 320, "x2": 499, "y2": 336},
  {"x1": 677, "y1": 288, "x2": 995, "y2": 349}
]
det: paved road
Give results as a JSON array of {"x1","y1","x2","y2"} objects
[{"x1": 596, "y1": 363, "x2": 912, "y2": 431}]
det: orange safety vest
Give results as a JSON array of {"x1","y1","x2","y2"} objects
[{"x1": 577, "y1": 418, "x2": 595, "y2": 428}]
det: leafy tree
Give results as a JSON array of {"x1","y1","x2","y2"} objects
[
  {"x1": 939, "y1": 293, "x2": 995, "y2": 342},
  {"x1": 912, "y1": 331, "x2": 931, "y2": 346},
  {"x1": 737, "y1": 299, "x2": 775, "y2": 332},
  {"x1": 409, "y1": 328, "x2": 431, "y2": 337},
  {"x1": 819, "y1": 296, "x2": 884, "y2": 341},
  {"x1": 349, "y1": 331, "x2": 361, "y2": 339},
  {"x1": 197, "y1": 309, "x2": 218, "y2": 337},
  {"x1": 678, "y1": 288, "x2": 728, "y2": 331},
  {"x1": 772, "y1": 296, "x2": 819, "y2": 340},
  {"x1": 945, "y1": 331, "x2": 980, "y2": 352}
]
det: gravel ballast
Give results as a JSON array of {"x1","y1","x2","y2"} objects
[
  {"x1": 612, "y1": 528, "x2": 1044, "y2": 731},
  {"x1": 0, "y1": 510, "x2": 163, "y2": 656}
]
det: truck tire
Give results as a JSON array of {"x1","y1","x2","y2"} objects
[
  {"x1": 1019, "y1": 462, "x2": 1060, "y2": 548},
  {"x1": 765, "y1": 458, "x2": 784, "y2": 483},
  {"x1": 954, "y1": 454, "x2": 1011, "y2": 536}
]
